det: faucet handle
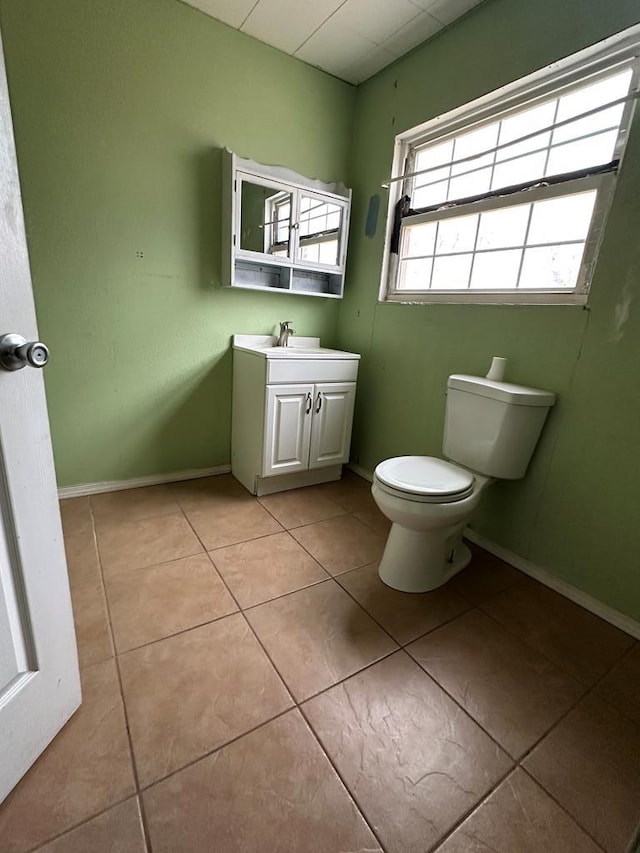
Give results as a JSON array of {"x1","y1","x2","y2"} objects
[{"x1": 280, "y1": 320, "x2": 292, "y2": 330}]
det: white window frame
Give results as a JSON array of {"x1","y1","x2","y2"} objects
[{"x1": 379, "y1": 24, "x2": 640, "y2": 305}]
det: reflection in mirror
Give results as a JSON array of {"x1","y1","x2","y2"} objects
[
  {"x1": 240, "y1": 180, "x2": 292, "y2": 257},
  {"x1": 298, "y1": 194, "x2": 342, "y2": 266}
]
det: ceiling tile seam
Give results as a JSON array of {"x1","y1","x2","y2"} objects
[
  {"x1": 240, "y1": 0, "x2": 262, "y2": 30},
  {"x1": 293, "y1": 0, "x2": 352, "y2": 56}
]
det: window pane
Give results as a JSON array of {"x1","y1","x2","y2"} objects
[
  {"x1": 399, "y1": 257, "x2": 433, "y2": 290},
  {"x1": 546, "y1": 130, "x2": 618, "y2": 175},
  {"x1": 527, "y1": 191, "x2": 596, "y2": 244},
  {"x1": 471, "y1": 249, "x2": 522, "y2": 288},
  {"x1": 436, "y1": 214, "x2": 478, "y2": 254},
  {"x1": 413, "y1": 180, "x2": 449, "y2": 208},
  {"x1": 477, "y1": 204, "x2": 530, "y2": 250},
  {"x1": 431, "y1": 254, "x2": 473, "y2": 289},
  {"x1": 554, "y1": 68, "x2": 632, "y2": 138},
  {"x1": 519, "y1": 244, "x2": 584, "y2": 289},
  {"x1": 491, "y1": 151, "x2": 546, "y2": 190},
  {"x1": 449, "y1": 166, "x2": 492, "y2": 200},
  {"x1": 497, "y1": 101, "x2": 556, "y2": 158},
  {"x1": 415, "y1": 139, "x2": 454, "y2": 173},
  {"x1": 453, "y1": 123, "x2": 499, "y2": 160},
  {"x1": 403, "y1": 221, "x2": 437, "y2": 257}
]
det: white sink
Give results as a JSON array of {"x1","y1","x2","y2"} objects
[{"x1": 233, "y1": 335, "x2": 360, "y2": 361}]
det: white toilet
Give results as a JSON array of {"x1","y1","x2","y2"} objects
[{"x1": 372, "y1": 371, "x2": 555, "y2": 593}]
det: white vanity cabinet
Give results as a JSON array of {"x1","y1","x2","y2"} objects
[
  {"x1": 232, "y1": 335, "x2": 359, "y2": 496},
  {"x1": 222, "y1": 151, "x2": 351, "y2": 299}
]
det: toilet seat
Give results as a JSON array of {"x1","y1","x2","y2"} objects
[{"x1": 374, "y1": 456, "x2": 475, "y2": 504}]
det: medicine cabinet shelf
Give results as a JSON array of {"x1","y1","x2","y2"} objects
[{"x1": 221, "y1": 150, "x2": 351, "y2": 299}]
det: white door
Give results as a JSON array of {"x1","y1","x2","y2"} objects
[
  {"x1": 263, "y1": 384, "x2": 313, "y2": 476},
  {"x1": 0, "y1": 36, "x2": 80, "y2": 803},
  {"x1": 309, "y1": 382, "x2": 356, "y2": 469}
]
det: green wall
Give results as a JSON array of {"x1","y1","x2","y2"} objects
[
  {"x1": 339, "y1": 0, "x2": 640, "y2": 620},
  {"x1": 0, "y1": 0, "x2": 354, "y2": 485}
]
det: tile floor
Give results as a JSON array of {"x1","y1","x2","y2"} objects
[{"x1": 1, "y1": 471, "x2": 639, "y2": 852}]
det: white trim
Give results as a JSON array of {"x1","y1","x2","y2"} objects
[
  {"x1": 57, "y1": 465, "x2": 232, "y2": 499},
  {"x1": 345, "y1": 463, "x2": 640, "y2": 639},
  {"x1": 464, "y1": 528, "x2": 640, "y2": 640}
]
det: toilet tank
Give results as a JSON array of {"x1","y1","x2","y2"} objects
[{"x1": 443, "y1": 375, "x2": 556, "y2": 479}]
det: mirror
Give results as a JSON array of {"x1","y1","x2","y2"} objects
[
  {"x1": 240, "y1": 180, "x2": 292, "y2": 258},
  {"x1": 297, "y1": 193, "x2": 343, "y2": 267}
]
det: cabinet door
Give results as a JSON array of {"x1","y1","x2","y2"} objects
[
  {"x1": 308, "y1": 383, "x2": 356, "y2": 469},
  {"x1": 263, "y1": 384, "x2": 313, "y2": 477}
]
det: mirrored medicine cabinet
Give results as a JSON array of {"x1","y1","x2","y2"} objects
[{"x1": 221, "y1": 150, "x2": 352, "y2": 299}]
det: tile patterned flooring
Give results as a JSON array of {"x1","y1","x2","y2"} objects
[{"x1": 1, "y1": 472, "x2": 639, "y2": 852}]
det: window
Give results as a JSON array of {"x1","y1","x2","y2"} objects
[{"x1": 381, "y1": 27, "x2": 640, "y2": 304}]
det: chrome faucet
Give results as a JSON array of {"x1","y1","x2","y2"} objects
[{"x1": 277, "y1": 321, "x2": 295, "y2": 347}]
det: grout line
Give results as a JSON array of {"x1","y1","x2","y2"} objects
[
  {"x1": 93, "y1": 517, "x2": 154, "y2": 852},
  {"x1": 21, "y1": 793, "x2": 143, "y2": 853},
  {"x1": 297, "y1": 703, "x2": 390, "y2": 852},
  {"x1": 517, "y1": 767, "x2": 609, "y2": 853},
  {"x1": 423, "y1": 764, "x2": 516, "y2": 853}
]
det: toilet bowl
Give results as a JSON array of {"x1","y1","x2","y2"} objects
[
  {"x1": 371, "y1": 368, "x2": 555, "y2": 594},
  {"x1": 372, "y1": 456, "x2": 490, "y2": 592}
]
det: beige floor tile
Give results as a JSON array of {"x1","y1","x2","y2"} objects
[
  {"x1": 437, "y1": 768, "x2": 602, "y2": 853},
  {"x1": 595, "y1": 642, "x2": 640, "y2": 726},
  {"x1": 97, "y1": 513, "x2": 202, "y2": 577},
  {"x1": 407, "y1": 610, "x2": 585, "y2": 758},
  {"x1": 338, "y1": 562, "x2": 470, "y2": 644},
  {"x1": 246, "y1": 580, "x2": 397, "y2": 701},
  {"x1": 119, "y1": 614, "x2": 292, "y2": 786},
  {"x1": 185, "y1": 500, "x2": 282, "y2": 551},
  {"x1": 71, "y1": 580, "x2": 114, "y2": 667},
  {"x1": 59, "y1": 497, "x2": 92, "y2": 535},
  {"x1": 0, "y1": 659, "x2": 135, "y2": 853},
  {"x1": 210, "y1": 532, "x2": 328, "y2": 608},
  {"x1": 449, "y1": 546, "x2": 522, "y2": 604},
  {"x1": 482, "y1": 576, "x2": 634, "y2": 685},
  {"x1": 303, "y1": 652, "x2": 511, "y2": 853},
  {"x1": 169, "y1": 474, "x2": 250, "y2": 511},
  {"x1": 144, "y1": 710, "x2": 381, "y2": 853},
  {"x1": 105, "y1": 553, "x2": 237, "y2": 652},
  {"x1": 258, "y1": 487, "x2": 347, "y2": 529},
  {"x1": 35, "y1": 797, "x2": 146, "y2": 853},
  {"x1": 91, "y1": 484, "x2": 180, "y2": 527},
  {"x1": 290, "y1": 515, "x2": 385, "y2": 576},
  {"x1": 524, "y1": 693, "x2": 640, "y2": 853},
  {"x1": 353, "y1": 506, "x2": 392, "y2": 535},
  {"x1": 316, "y1": 472, "x2": 377, "y2": 513},
  {"x1": 64, "y1": 529, "x2": 101, "y2": 590}
]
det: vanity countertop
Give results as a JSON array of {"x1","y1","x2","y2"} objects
[{"x1": 232, "y1": 335, "x2": 360, "y2": 360}]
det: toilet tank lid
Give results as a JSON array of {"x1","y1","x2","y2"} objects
[{"x1": 448, "y1": 374, "x2": 556, "y2": 407}]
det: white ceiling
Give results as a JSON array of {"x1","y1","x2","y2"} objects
[{"x1": 180, "y1": 0, "x2": 482, "y2": 84}]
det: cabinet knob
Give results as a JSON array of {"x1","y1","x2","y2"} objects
[
  {"x1": 305, "y1": 392, "x2": 312, "y2": 414},
  {"x1": 315, "y1": 392, "x2": 322, "y2": 414}
]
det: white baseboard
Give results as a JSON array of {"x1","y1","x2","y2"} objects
[
  {"x1": 346, "y1": 462, "x2": 640, "y2": 639},
  {"x1": 464, "y1": 528, "x2": 640, "y2": 640},
  {"x1": 58, "y1": 464, "x2": 232, "y2": 499}
]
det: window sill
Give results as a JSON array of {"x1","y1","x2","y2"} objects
[{"x1": 381, "y1": 291, "x2": 588, "y2": 306}]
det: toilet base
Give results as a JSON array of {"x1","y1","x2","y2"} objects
[{"x1": 378, "y1": 524, "x2": 472, "y2": 593}]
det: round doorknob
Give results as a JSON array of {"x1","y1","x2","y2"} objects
[{"x1": 0, "y1": 333, "x2": 50, "y2": 371}]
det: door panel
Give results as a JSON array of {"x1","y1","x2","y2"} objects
[
  {"x1": 263, "y1": 384, "x2": 313, "y2": 476},
  {"x1": 0, "y1": 34, "x2": 80, "y2": 803},
  {"x1": 309, "y1": 383, "x2": 356, "y2": 469}
]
